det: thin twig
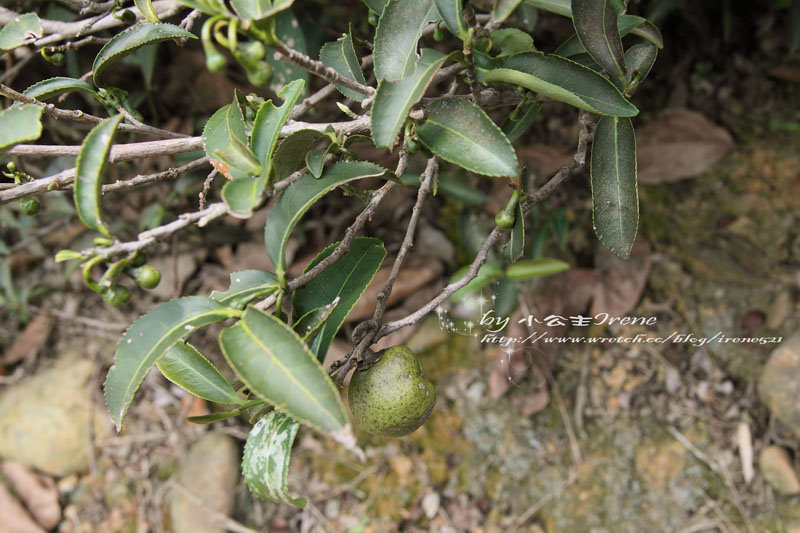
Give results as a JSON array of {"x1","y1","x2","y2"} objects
[
  {"x1": 666, "y1": 426, "x2": 755, "y2": 533},
  {"x1": 0, "y1": 84, "x2": 190, "y2": 139},
  {"x1": 272, "y1": 42, "x2": 375, "y2": 97},
  {"x1": 0, "y1": 1, "x2": 184, "y2": 47},
  {"x1": 1, "y1": 116, "x2": 371, "y2": 204},
  {"x1": 372, "y1": 157, "x2": 437, "y2": 324},
  {"x1": 198, "y1": 168, "x2": 218, "y2": 209},
  {"x1": 103, "y1": 157, "x2": 210, "y2": 194},
  {"x1": 376, "y1": 111, "x2": 595, "y2": 339}
]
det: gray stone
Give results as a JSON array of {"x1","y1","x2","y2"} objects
[
  {"x1": 170, "y1": 433, "x2": 240, "y2": 533},
  {"x1": 0, "y1": 357, "x2": 109, "y2": 476},
  {"x1": 759, "y1": 334, "x2": 800, "y2": 438},
  {"x1": 760, "y1": 446, "x2": 800, "y2": 496}
]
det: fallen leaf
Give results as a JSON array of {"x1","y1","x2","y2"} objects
[
  {"x1": 591, "y1": 239, "x2": 652, "y2": 318},
  {"x1": 512, "y1": 389, "x2": 550, "y2": 416},
  {"x1": 1, "y1": 461, "x2": 60, "y2": 529},
  {"x1": 347, "y1": 257, "x2": 442, "y2": 321},
  {"x1": 2, "y1": 314, "x2": 52, "y2": 366},
  {"x1": 517, "y1": 144, "x2": 573, "y2": 179},
  {"x1": 637, "y1": 108, "x2": 734, "y2": 184}
]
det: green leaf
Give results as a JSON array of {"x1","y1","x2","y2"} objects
[
  {"x1": 203, "y1": 102, "x2": 263, "y2": 180},
  {"x1": 264, "y1": 11, "x2": 309, "y2": 95},
  {"x1": 493, "y1": 0, "x2": 524, "y2": 22},
  {"x1": 134, "y1": 0, "x2": 160, "y2": 22},
  {"x1": 242, "y1": 411, "x2": 306, "y2": 507},
  {"x1": 484, "y1": 52, "x2": 638, "y2": 116},
  {"x1": 0, "y1": 104, "x2": 42, "y2": 152},
  {"x1": 187, "y1": 399, "x2": 264, "y2": 424},
  {"x1": 104, "y1": 296, "x2": 241, "y2": 430},
  {"x1": 92, "y1": 23, "x2": 196, "y2": 86},
  {"x1": 522, "y1": 0, "x2": 571, "y2": 17},
  {"x1": 0, "y1": 13, "x2": 42, "y2": 52},
  {"x1": 450, "y1": 263, "x2": 504, "y2": 300},
  {"x1": 221, "y1": 175, "x2": 268, "y2": 218},
  {"x1": 210, "y1": 269, "x2": 279, "y2": 309},
  {"x1": 264, "y1": 161, "x2": 385, "y2": 280},
  {"x1": 571, "y1": 0, "x2": 626, "y2": 82},
  {"x1": 74, "y1": 114, "x2": 123, "y2": 237},
  {"x1": 252, "y1": 79, "x2": 305, "y2": 172},
  {"x1": 23, "y1": 77, "x2": 98, "y2": 101},
  {"x1": 624, "y1": 42, "x2": 657, "y2": 89},
  {"x1": 629, "y1": 18, "x2": 664, "y2": 49},
  {"x1": 373, "y1": 0, "x2": 438, "y2": 81},
  {"x1": 272, "y1": 129, "x2": 327, "y2": 181},
  {"x1": 505, "y1": 257, "x2": 570, "y2": 279},
  {"x1": 305, "y1": 142, "x2": 334, "y2": 178},
  {"x1": 231, "y1": 0, "x2": 295, "y2": 21},
  {"x1": 503, "y1": 200, "x2": 525, "y2": 263},
  {"x1": 399, "y1": 172, "x2": 489, "y2": 204},
  {"x1": 320, "y1": 30, "x2": 367, "y2": 102},
  {"x1": 362, "y1": 0, "x2": 388, "y2": 14},
  {"x1": 590, "y1": 116, "x2": 638, "y2": 259},
  {"x1": 434, "y1": 0, "x2": 469, "y2": 39},
  {"x1": 219, "y1": 306, "x2": 348, "y2": 433},
  {"x1": 502, "y1": 101, "x2": 541, "y2": 142},
  {"x1": 555, "y1": 15, "x2": 663, "y2": 58},
  {"x1": 487, "y1": 29, "x2": 535, "y2": 57},
  {"x1": 371, "y1": 48, "x2": 450, "y2": 149},
  {"x1": 416, "y1": 97, "x2": 519, "y2": 177},
  {"x1": 157, "y1": 342, "x2": 243, "y2": 404},
  {"x1": 292, "y1": 237, "x2": 386, "y2": 362}
]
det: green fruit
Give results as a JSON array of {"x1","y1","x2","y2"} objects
[
  {"x1": 103, "y1": 285, "x2": 130, "y2": 307},
  {"x1": 433, "y1": 26, "x2": 444, "y2": 41},
  {"x1": 130, "y1": 265, "x2": 160, "y2": 290},
  {"x1": 348, "y1": 345, "x2": 436, "y2": 437},
  {"x1": 245, "y1": 62, "x2": 274, "y2": 87},
  {"x1": 368, "y1": 12, "x2": 379, "y2": 26},
  {"x1": 240, "y1": 41, "x2": 266, "y2": 63},
  {"x1": 6, "y1": 162, "x2": 16, "y2": 172},
  {"x1": 494, "y1": 189, "x2": 519, "y2": 229},
  {"x1": 19, "y1": 197, "x2": 40, "y2": 216}
]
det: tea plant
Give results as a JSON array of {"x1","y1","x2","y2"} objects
[{"x1": 0, "y1": 0, "x2": 661, "y2": 506}]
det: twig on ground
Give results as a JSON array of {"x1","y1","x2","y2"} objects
[{"x1": 667, "y1": 425, "x2": 755, "y2": 533}]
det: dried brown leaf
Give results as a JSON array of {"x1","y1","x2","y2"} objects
[
  {"x1": 637, "y1": 108, "x2": 734, "y2": 184},
  {"x1": 591, "y1": 239, "x2": 652, "y2": 318}
]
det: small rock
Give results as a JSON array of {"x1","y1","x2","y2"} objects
[
  {"x1": 170, "y1": 433, "x2": 240, "y2": 533},
  {"x1": 759, "y1": 334, "x2": 800, "y2": 439},
  {"x1": 759, "y1": 446, "x2": 800, "y2": 495},
  {"x1": 0, "y1": 357, "x2": 109, "y2": 476},
  {"x1": 421, "y1": 491, "x2": 440, "y2": 519},
  {"x1": 767, "y1": 291, "x2": 793, "y2": 330}
]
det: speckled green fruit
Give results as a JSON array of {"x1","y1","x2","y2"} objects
[{"x1": 348, "y1": 345, "x2": 436, "y2": 437}]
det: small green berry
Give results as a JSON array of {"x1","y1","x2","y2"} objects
[
  {"x1": 19, "y1": 197, "x2": 40, "y2": 216},
  {"x1": 6, "y1": 162, "x2": 16, "y2": 172},
  {"x1": 495, "y1": 190, "x2": 519, "y2": 229},
  {"x1": 103, "y1": 285, "x2": 131, "y2": 307},
  {"x1": 130, "y1": 265, "x2": 161, "y2": 290},
  {"x1": 433, "y1": 26, "x2": 444, "y2": 41},
  {"x1": 368, "y1": 12, "x2": 379, "y2": 26}
]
